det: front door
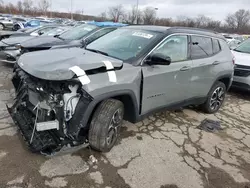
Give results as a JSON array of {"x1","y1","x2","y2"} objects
[{"x1": 141, "y1": 35, "x2": 193, "y2": 115}]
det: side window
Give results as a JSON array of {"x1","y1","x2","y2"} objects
[
  {"x1": 212, "y1": 39, "x2": 221, "y2": 54},
  {"x1": 191, "y1": 36, "x2": 213, "y2": 59},
  {"x1": 153, "y1": 35, "x2": 188, "y2": 62},
  {"x1": 86, "y1": 28, "x2": 116, "y2": 44},
  {"x1": 30, "y1": 20, "x2": 39, "y2": 26}
]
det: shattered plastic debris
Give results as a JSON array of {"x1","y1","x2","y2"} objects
[
  {"x1": 197, "y1": 119, "x2": 223, "y2": 133},
  {"x1": 88, "y1": 155, "x2": 98, "y2": 165}
]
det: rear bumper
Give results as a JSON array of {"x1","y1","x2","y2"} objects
[{"x1": 0, "y1": 50, "x2": 20, "y2": 64}]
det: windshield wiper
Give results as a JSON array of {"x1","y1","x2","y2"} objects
[
  {"x1": 234, "y1": 49, "x2": 250, "y2": 54},
  {"x1": 54, "y1": 35, "x2": 65, "y2": 40},
  {"x1": 86, "y1": 48, "x2": 109, "y2": 56},
  {"x1": 193, "y1": 42, "x2": 209, "y2": 56}
]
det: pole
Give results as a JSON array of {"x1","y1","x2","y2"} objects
[
  {"x1": 71, "y1": 0, "x2": 73, "y2": 20},
  {"x1": 135, "y1": 0, "x2": 139, "y2": 24},
  {"x1": 154, "y1": 8, "x2": 158, "y2": 25},
  {"x1": 50, "y1": 0, "x2": 52, "y2": 18}
]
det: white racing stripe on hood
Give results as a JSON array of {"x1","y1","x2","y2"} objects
[
  {"x1": 103, "y1": 61, "x2": 117, "y2": 83},
  {"x1": 69, "y1": 66, "x2": 90, "y2": 85}
]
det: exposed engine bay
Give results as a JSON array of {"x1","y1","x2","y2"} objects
[{"x1": 7, "y1": 64, "x2": 93, "y2": 155}]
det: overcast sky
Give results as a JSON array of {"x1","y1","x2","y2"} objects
[{"x1": 4, "y1": 0, "x2": 250, "y2": 20}]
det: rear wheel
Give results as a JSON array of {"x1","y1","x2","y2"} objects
[
  {"x1": 88, "y1": 99, "x2": 124, "y2": 152},
  {"x1": 201, "y1": 81, "x2": 226, "y2": 114},
  {"x1": 0, "y1": 24, "x2": 4, "y2": 30}
]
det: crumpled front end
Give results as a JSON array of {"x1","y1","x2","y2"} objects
[{"x1": 8, "y1": 64, "x2": 93, "y2": 155}]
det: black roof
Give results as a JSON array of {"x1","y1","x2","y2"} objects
[{"x1": 125, "y1": 25, "x2": 224, "y2": 39}]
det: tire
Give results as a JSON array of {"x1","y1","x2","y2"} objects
[
  {"x1": 88, "y1": 99, "x2": 124, "y2": 152},
  {"x1": 201, "y1": 81, "x2": 226, "y2": 114},
  {"x1": 13, "y1": 25, "x2": 20, "y2": 31},
  {"x1": 0, "y1": 23, "x2": 4, "y2": 30}
]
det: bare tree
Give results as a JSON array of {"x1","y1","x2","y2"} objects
[
  {"x1": 142, "y1": 7, "x2": 156, "y2": 25},
  {"x1": 99, "y1": 12, "x2": 107, "y2": 21},
  {"x1": 156, "y1": 18, "x2": 173, "y2": 26},
  {"x1": 225, "y1": 9, "x2": 250, "y2": 31},
  {"x1": 207, "y1": 20, "x2": 221, "y2": 30},
  {"x1": 17, "y1": 1, "x2": 23, "y2": 14},
  {"x1": 195, "y1": 15, "x2": 211, "y2": 28},
  {"x1": 127, "y1": 6, "x2": 143, "y2": 24},
  {"x1": 108, "y1": 4, "x2": 124, "y2": 22},
  {"x1": 38, "y1": 0, "x2": 50, "y2": 16},
  {"x1": 23, "y1": 0, "x2": 33, "y2": 13},
  {"x1": 225, "y1": 15, "x2": 236, "y2": 30},
  {"x1": 128, "y1": 6, "x2": 137, "y2": 24},
  {"x1": 0, "y1": 0, "x2": 3, "y2": 6}
]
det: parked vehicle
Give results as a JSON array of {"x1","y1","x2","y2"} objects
[
  {"x1": 0, "y1": 17, "x2": 14, "y2": 30},
  {"x1": 227, "y1": 39, "x2": 241, "y2": 49},
  {"x1": 14, "y1": 19, "x2": 52, "y2": 30},
  {"x1": 224, "y1": 34, "x2": 245, "y2": 43},
  {"x1": 231, "y1": 39, "x2": 250, "y2": 90},
  {"x1": 0, "y1": 25, "x2": 69, "y2": 63},
  {"x1": 0, "y1": 25, "x2": 66, "y2": 40},
  {"x1": 7, "y1": 26, "x2": 234, "y2": 155},
  {"x1": 12, "y1": 17, "x2": 29, "y2": 31},
  {"x1": 1, "y1": 22, "x2": 125, "y2": 64}
]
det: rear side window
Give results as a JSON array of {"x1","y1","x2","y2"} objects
[
  {"x1": 191, "y1": 36, "x2": 213, "y2": 59},
  {"x1": 212, "y1": 39, "x2": 221, "y2": 54}
]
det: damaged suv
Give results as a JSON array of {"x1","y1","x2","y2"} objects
[{"x1": 8, "y1": 26, "x2": 234, "y2": 155}]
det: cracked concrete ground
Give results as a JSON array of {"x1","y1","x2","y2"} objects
[{"x1": 0, "y1": 62, "x2": 250, "y2": 188}]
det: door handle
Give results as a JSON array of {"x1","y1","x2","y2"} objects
[
  {"x1": 180, "y1": 66, "x2": 191, "y2": 71},
  {"x1": 212, "y1": 61, "x2": 220, "y2": 65}
]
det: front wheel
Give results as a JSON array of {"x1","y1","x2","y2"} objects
[
  {"x1": 88, "y1": 99, "x2": 124, "y2": 152},
  {"x1": 201, "y1": 81, "x2": 226, "y2": 114},
  {"x1": 13, "y1": 24, "x2": 20, "y2": 31}
]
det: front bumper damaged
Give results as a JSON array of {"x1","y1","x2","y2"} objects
[{"x1": 8, "y1": 65, "x2": 93, "y2": 155}]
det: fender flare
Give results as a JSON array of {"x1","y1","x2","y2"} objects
[
  {"x1": 214, "y1": 73, "x2": 233, "y2": 90},
  {"x1": 80, "y1": 89, "x2": 139, "y2": 128}
]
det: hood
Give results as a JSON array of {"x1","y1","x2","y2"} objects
[
  {"x1": 17, "y1": 48, "x2": 123, "y2": 80},
  {"x1": 0, "y1": 30, "x2": 17, "y2": 36},
  {"x1": 10, "y1": 32, "x2": 29, "y2": 37},
  {"x1": 231, "y1": 50, "x2": 250, "y2": 66},
  {"x1": 0, "y1": 36, "x2": 35, "y2": 46},
  {"x1": 21, "y1": 36, "x2": 70, "y2": 48}
]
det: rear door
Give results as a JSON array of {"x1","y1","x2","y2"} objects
[
  {"x1": 190, "y1": 36, "x2": 221, "y2": 97},
  {"x1": 141, "y1": 35, "x2": 193, "y2": 114}
]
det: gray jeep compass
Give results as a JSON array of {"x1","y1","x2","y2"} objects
[{"x1": 8, "y1": 26, "x2": 234, "y2": 155}]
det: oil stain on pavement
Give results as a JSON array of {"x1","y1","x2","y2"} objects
[{"x1": 0, "y1": 63, "x2": 250, "y2": 188}]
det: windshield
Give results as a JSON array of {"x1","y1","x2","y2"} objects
[
  {"x1": 24, "y1": 27, "x2": 41, "y2": 33},
  {"x1": 234, "y1": 39, "x2": 250, "y2": 54},
  {"x1": 59, "y1": 24, "x2": 98, "y2": 40},
  {"x1": 86, "y1": 28, "x2": 158, "y2": 61},
  {"x1": 43, "y1": 27, "x2": 70, "y2": 36}
]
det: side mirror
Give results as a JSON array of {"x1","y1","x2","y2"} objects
[
  {"x1": 81, "y1": 38, "x2": 89, "y2": 48},
  {"x1": 147, "y1": 53, "x2": 171, "y2": 65},
  {"x1": 38, "y1": 31, "x2": 44, "y2": 35}
]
